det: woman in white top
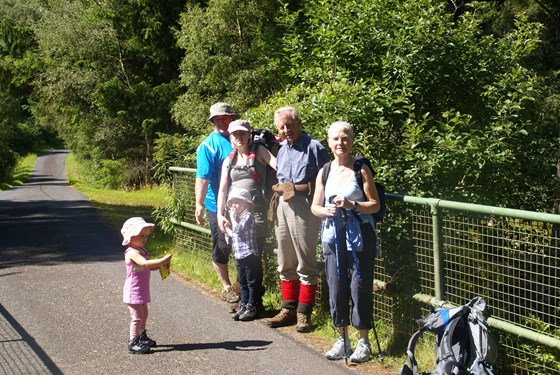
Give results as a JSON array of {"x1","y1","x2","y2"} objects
[{"x1": 311, "y1": 121, "x2": 380, "y2": 363}]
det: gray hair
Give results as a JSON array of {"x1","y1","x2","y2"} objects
[
  {"x1": 274, "y1": 106, "x2": 301, "y2": 125},
  {"x1": 328, "y1": 120, "x2": 355, "y2": 140}
]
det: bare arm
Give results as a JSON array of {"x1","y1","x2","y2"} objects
[
  {"x1": 256, "y1": 145, "x2": 277, "y2": 170},
  {"x1": 311, "y1": 167, "x2": 336, "y2": 218},
  {"x1": 217, "y1": 160, "x2": 231, "y2": 233},
  {"x1": 195, "y1": 177, "x2": 209, "y2": 226},
  {"x1": 314, "y1": 162, "x2": 380, "y2": 214},
  {"x1": 355, "y1": 165, "x2": 380, "y2": 214},
  {"x1": 126, "y1": 250, "x2": 172, "y2": 271}
]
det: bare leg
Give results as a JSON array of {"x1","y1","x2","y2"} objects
[
  {"x1": 359, "y1": 328, "x2": 369, "y2": 340},
  {"x1": 213, "y1": 261, "x2": 231, "y2": 288}
]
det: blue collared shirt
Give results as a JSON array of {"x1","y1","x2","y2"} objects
[{"x1": 276, "y1": 133, "x2": 329, "y2": 184}]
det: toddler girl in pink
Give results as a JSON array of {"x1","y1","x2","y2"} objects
[{"x1": 121, "y1": 217, "x2": 172, "y2": 354}]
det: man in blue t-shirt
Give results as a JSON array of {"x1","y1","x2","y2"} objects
[{"x1": 195, "y1": 102, "x2": 239, "y2": 304}]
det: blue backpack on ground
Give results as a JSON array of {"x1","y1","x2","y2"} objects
[
  {"x1": 398, "y1": 297, "x2": 497, "y2": 375},
  {"x1": 321, "y1": 156, "x2": 386, "y2": 222}
]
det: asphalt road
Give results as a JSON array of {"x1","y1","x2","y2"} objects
[{"x1": 0, "y1": 150, "x2": 366, "y2": 375}]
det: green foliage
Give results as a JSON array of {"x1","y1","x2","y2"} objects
[
  {"x1": 0, "y1": 136, "x2": 17, "y2": 180},
  {"x1": 1, "y1": 0, "x2": 559, "y2": 212},
  {"x1": 32, "y1": 0, "x2": 185, "y2": 186},
  {"x1": 0, "y1": 10, "x2": 53, "y2": 160},
  {"x1": 172, "y1": 0, "x2": 286, "y2": 129},
  {"x1": 516, "y1": 316, "x2": 560, "y2": 373},
  {"x1": 248, "y1": 0, "x2": 558, "y2": 211},
  {"x1": 152, "y1": 132, "x2": 198, "y2": 183},
  {"x1": 0, "y1": 152, "x2": 35, "y2": 190}
]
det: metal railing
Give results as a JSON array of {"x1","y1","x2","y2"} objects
[{"x1": 169, "y1": 167, "x2": 560, "y2": 374}]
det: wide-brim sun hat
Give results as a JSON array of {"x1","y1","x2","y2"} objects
[
  {"x1": 121, "y1": 217, "x2": 155, "y2": 246},
  {"x1": 228, "y1": 119, "x2": 251, "y2": 134},
  {"x1": 227, "y1": 187, "x2": 253, "y2": 208},
  {"x1": 208, "y1": 102, "x2": 236, "y2": 122}
]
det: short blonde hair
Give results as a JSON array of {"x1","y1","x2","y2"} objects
[{"x1": 328, "y1": 121, "x2": 355, "y2": 140}]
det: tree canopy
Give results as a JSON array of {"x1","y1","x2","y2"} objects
[{"x1": 1, "y1": 0, "x2": 559, "y2": 210}]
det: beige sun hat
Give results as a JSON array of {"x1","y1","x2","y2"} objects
[
  {"x1": 227, "y1": 187, "x2": 253, "y2": 208},
  {"x1": 228, "y1": 119, "x2": 251, "y2": 134},
  {"x1": 121, "y1": 217, "x2": 155, "y2": 246},
  {"x1": 208, "y1": 102, "x2": 236, "y2": 122}
]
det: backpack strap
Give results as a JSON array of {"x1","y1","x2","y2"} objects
[
  {"x1": 227, "y1": 143, "x2": 262, "y2": 186},
  {"x1": 353, "y1": 156, "x2": 374, "y2": 195},
  {"x1": 321, "y1": 161, "x2": 332, "y2": 204},
  {"x1": 435, "y1": 314, "x2": 469, "y2": 375},
  {"x1": 225, "y1": 149, "x2": 236, "y2": 189},
  {"x1": 403, "y1": 328, "x2": 425, "y2": 375},
  {"x1": 323, "y1": 157, "x2": 370, "y2": 189},
  {"x1": 321, "y1": 161, "x2": 332, "y2": 186},
  {"x1": 247, "y1": 142, "x2": 261, "y2": 182},
  {"x1": 225, "y1": 148, "x2": 238, "y2": 190},
  {"x1": 354, "y1": 156, "x2": 386, "y2": 222}
]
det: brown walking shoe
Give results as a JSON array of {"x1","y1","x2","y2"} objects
[
  {"x1": 221, "y1": 286, "x2": 240, "y2": 303},
  {"x1": 296, "y1": 312, "x2": 312, "y2": 333},
  {"x1": 267, "y1": 308, "x2": 297, "y2": 328}
]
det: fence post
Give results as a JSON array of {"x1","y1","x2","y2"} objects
[{"x1": 430, "y1": 201, "x2": 445, "y2": 300}]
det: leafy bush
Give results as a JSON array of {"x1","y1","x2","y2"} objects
[{"x1": 0, "y1": 138, "x2": 17, "y2": 181}]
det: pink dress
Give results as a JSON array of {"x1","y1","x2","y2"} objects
[{"x1": 123, "y1": 247, "x2": 151, "y2": 304}]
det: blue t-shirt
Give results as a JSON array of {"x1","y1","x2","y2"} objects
[
  {"x1": 276, "y1": 133, "x2": 329, "y2": 184},
  {"x1": 196, "y1": 131, "x2": 233, "y2": 212}
]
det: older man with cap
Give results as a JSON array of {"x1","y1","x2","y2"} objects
[
  {"x1": 195, "y1": 102, "x2": 239, "y2": 304},
  {"x1": 267, "y1": 106, "x2": 330, "y2": 333}
]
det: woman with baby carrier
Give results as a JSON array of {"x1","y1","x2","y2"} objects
[{"x1": 216, "y1": 119, "x2": 277, "y2": 317}]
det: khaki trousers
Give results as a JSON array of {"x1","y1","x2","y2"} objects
[{"x1": 274, "y1": 194, "x2": 320, "y2": 285}]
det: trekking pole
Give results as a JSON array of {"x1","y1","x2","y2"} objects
[
  {"x1": 371, "y1": 317, "x2": 384, "y2": 361},
  {"x1": 342, "y1": 326, "x2": 348, "y2": 365},
  {"x1": 331, "y1": 197, "x2": 349, "y2": 365}
]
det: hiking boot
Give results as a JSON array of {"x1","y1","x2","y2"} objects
[
  {"x1": 138, "y1": 330, "x2": 156, "y2": 347},
  {"x1": 296, "y1": 312, "x2": 312, "y2": 333},
  {"x1": 267, "y1": 308, "x2": 297, "y2": 328},
  {"x1": 232, "y1": 304, "x2": 246, "y2": 321},
  {"x1": 221, "y1": 286, "x2": 240, "y2": 303},
  {"x1": 349, "y1": 339, "x2": 372, "y2": 363},
  {"x1": 239, "y1": 304, "x2": 257, "y2": 321},
  {"x1": 325, "y1": 336, "x2": 352, "y2": 360},
  {"x1": 128, "y1": 337, "x2": 150, "y2": 355}
]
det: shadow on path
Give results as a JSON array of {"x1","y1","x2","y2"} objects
[
  {"x1": 154, "y1": 339, "x2": 273, "y2": 353},
  {"x1": 0, "y1": 304, "x2": 62, "y2": 375}
]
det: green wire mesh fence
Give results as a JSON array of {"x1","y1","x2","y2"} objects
[{"x1": 170, "y1": 167, "x2": 560, "y2": 374}]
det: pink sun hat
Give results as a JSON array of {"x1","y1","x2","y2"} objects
[{"x1": 121, "y1": 217, "x2": 155, "y2": 246}]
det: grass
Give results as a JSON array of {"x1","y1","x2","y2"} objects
[
  {"x1": 66, "y1": 153, "x2": 224, "y2": 293},
  {"x1": 0, "y1": 152, "x2": 492, "y2": 373},
  {"x1": 66, "y1": 153, "x2": 175, "y2": 258},
  {"x1": 3, "y1": 151, "x2": 410, "y2": 373},
  {"x1": 0, "y1": 154, "x2": 37, "y2": 191},
  {"x1": 65, "y1": 152, "x2": 407, "y2": 373}
]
